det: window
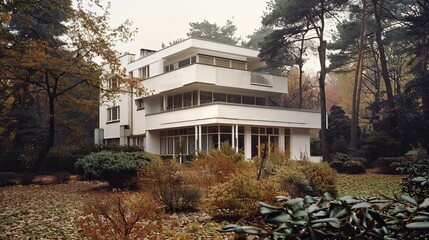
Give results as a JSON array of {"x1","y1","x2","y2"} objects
[
  {"x1": 213, "y1": 93, "x2": 226, "y2": 102},
  {"x1": 183, "y1": 92, "x2": 192, "y2": 107},
  {"x1": 107, "y1": 77, "x2": 119, "y2": 90},
  {"x1": 200, "y1": 91, "x2": 212, "y2": 104},
  {"x1": 178, "y1": 58, "x2": 191, "y2": 68},
  {"x1": 227, "y1": 94, "x2": 241, "y2": 104},
  {"x1": 167, "y1": 96, "x2": 174, "y2": 110},
  {"x1": 174, "y1": 94, "x2": 182, "y2": 109},
  {"x1": 231, "y1": 60, "x2": 246, "y2": 70},
  {"x1": 138, "y1": 66, "x2": 150, "y2": 79},
  {"x1": 215, "y1": 58, "x2": 230, "y2": 68},
  {"x1": 107, "y1": 106, "x2": 120, "y2": 122},
  {"x1": 243, "y1": 96, "x2": 255, "y2": 105},
  {"x1": 199, "y1": 55, "x2": 214, "y2": 65},
  {"x1": 136, "y1": 99, "x2": 145, "y2": 110},
  {"x1": 256, "y1": 97, "x2": 267, "y2": 106}
]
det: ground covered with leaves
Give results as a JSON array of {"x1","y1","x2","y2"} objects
[{"x1": 0, "y1": 171, "x2": 403, "y2": 239}]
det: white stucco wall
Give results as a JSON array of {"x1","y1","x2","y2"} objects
[{"x1": 290, "y1": 128, "x2": 311, "y2": 161}]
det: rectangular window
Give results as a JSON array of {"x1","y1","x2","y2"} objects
[
  {"x1": 215, "y1": 58, "x2": 230, "y2": 68},
  {"x1": 199, "y1": 55, "x2": 214, "y2": 65},
  {"x1": 178, "y1": 58, "x2": 191, "y2": 68},
  {"x1": 243, "y1": 96, "x2": 255, "y2": 105},
  {"x1": 136, "y1": 99, "x2": 145, "y2": 110},
  {"x1": 191, "y1": 56, "x2": 197, "y2": 64},
  {"x1": 139, "y1": 66, "x2": 149, "y2": 79},
  {"x1": 174, "y1": 94, "x2": 182, "y2": 109},
  {"x1": 256, "y1": 97, "x2": 267, "y2": 106},
  {"x1": 107, "y1": 77, "x2": 119, "y2": 90},
  {"x1": 193, "y1": 90, "x2": 198, "y2": 106},
  {"x1": 227, "y1": 94, "x2": 241, "y2": 104},
  {"x1": 213, "y1": 92, "x2": 226, "y2": 102},
  {"x1": 167, "y1": 96, "x2": 174, "y2": 110},
  {"x1": 200, "y1": 91, "x2": 212, "y2": 104},
  {"x1": 183, "y1": 92, "x2": 192, "y2": 107},
  {"x1": 107, "y1": 106, "x2": 120, "y2": 122},
  {"x1": 231, "y1": 61, "x2": 246, "y2": 70}
]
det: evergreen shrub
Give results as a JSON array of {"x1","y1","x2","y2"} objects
[{"x1": 74, "y1": 151, "x2": 152, "y2": 188}]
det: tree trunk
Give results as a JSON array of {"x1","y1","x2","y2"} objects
[
  {"x1": 372, "y1": 0, "x2": 394, "y2": 109},
  {"x1": 351, "y1": 0, "x2": 367, "y2": 150},
  {"x1": 298, "y1": 34, "x2": 305, "y2": 109},
  {"x1": 32, "y1": 94, "x2": 55, "y2": 173},
  {"x1": 318, "y1": 40, "x2": 329, "y2": 162}
]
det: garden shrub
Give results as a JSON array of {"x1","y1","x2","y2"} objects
[
  {"x1": 361, "y1": 131, "x2": 403, "y2": 165},
  {"x1": 332, "y1": 152, "x2": 350, "y2": 163},
  {"x1": 139, "y1": 159, "x2": 202, "y2": 212},
  {"x1": 74, "y1": 151, "x2": 152, "y2": 188},
  {"x1": 204, "y1": 171, "x2": 284, "y2": 221},
  {"x1": 328, "y1": 160, "x2": 343, "y2": 172},
  {"x1": 375, "y1": 157, "x2": 412, "y2": 174},
  {"x1": 44, "y1": 144, "x2": 144, "y2": 172},
  {"x1": 400, "y1": 158, "x2": 429, "y2": 203},
  {"x1": 299, "y1": 161, "x2": 337, "y2": 197},
  {"x1": 273, "y1": 166, "x2": 313, "y2": 197},
  {"x1": 341, "y1": 160, "x2": 366, "y2": 174},
  {"x1": 77, "y1": 191, "x2": 164, "y2": 239},
  {"x1": 254, "y1": 151, "x2": 291, "y2": 179},
  {"x1": 219, "y1": 194, "x2": 429, "y2": 239}
]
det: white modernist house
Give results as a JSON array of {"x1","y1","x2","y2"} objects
[{"x1": 96, "y1": 38, "x2": 322, "y2": 162}]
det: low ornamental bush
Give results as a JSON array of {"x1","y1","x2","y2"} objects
[
  {"x1": 77, "y1": 191, "x2": 164, "y2": 239},
  {"x1": 74, "y1": 151, "x2": 152, "y2": 188},
  {"x1": 299, "y1": 161, "x2": 337, "y2": 197},
  {"x1": 204, "y1": 171, "x2": 284, "y2": 221},
  {"x1": 219, "y1": 194, "x2": 429, "y2": 239},
  {"x1": 342, "y1": 160, "x2": 366, "y2": 174},
  {"x1": 139, "y1": 159, "x2": 202, "y2": 212},
  {"x1": 328, "y1": 160, "x2": 343, "y2": 172},
  {"x1": 274, "y1": 166, "x2": 313, "y2": 197},
  {"x1": 332, "y1": 152, "x2": 350, "y2": 163},
  {"x1": 375, "y1": 157, "x2": 412, "y2": 174}
]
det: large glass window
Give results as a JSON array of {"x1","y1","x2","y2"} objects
[
  {"x1": 243, "y1": 96, "x2": 255, "y2": 105},
  {"x1": 216, "y1": 58, "x2": 230, "y2": 68},
  {"x1": 231, "y1": 61, "x2": 246, "y2": 70},
  {"x1": 251, "y1": 127, "x2": 280, "y2": 157},
  {"x1": 183, "y1": 92, "x2": 192, "y2": 107},
  {"x1": 213, "y1": 93, "x2": 226, "y2": 102},
  {"x1": 227, "y1": 94, "x2": 241, "y2": 104},
  {"x1": 199, "y1": 55, "x2": 214, "y2": 65},
  {"x1": 174, "y1": 94, "x2": 182, "y2": 109},
  {"x1": 200, "y1": 91, "x2": 212, "y2": 104}
]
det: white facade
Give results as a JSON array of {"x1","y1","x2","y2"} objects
[{"x1": 97, "y1": 38, "x2": 322, "y2": 161}]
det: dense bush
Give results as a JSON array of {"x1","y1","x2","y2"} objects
[
  {"x1": 74, "y1": 151, "x2": 152, "y2": 188},
  {"x1": 204, "y1": 171, "x2": 284, "y2": 221},
  {"x1": 77, "y1": 191, "x2": 164, "y2": 239},
  {"x1": 299, "y1": 161, "x2": 337, "y2": 197},
  {"x1": 375, "y1": 157, "x2": 412, "y2": 174},
  {"x1": 329, "y1": 153, "x2": 367, "y2": 174},
  {"x1": 332, "y1": 152, "x2": 350, "y2": 163},
  {"x1": 328, "y1": 160, "x2": 343, "y2": 172},
  {"x1": 341, "y1": 160, "x2": 366, "y2": 174},
  {"x1": 43, "y1": 144, "x2": 144, "y2": 172},
  {"x1": 400, "y1": 159, "x2": 429, "y2": 203},
  {"x1": 219, "y1": 194, "x2": 429, "y2": 239},
  {"x1": 361, "y1": 131, "x2": 404, "y2": 165},
  {"x1": 139, "y1": 159, "x2": 202, "y2": 212},
  {"x1": 274, "y1": 166, "x2": 313, "y2": 197}
]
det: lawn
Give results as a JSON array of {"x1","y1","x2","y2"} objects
[{"x1": 0, "y1": 171, "x2": 405, "y2": 239}]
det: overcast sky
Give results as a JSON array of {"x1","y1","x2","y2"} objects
[{"x1": 106, "y1": 0, "x2": 268, "y2": 54}]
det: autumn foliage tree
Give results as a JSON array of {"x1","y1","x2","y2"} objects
[{"x1": 0, "y1": 0, "x2": 143, "y2": 172}]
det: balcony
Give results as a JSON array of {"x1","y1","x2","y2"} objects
[
  {"x1": 145, "y1": 102, "x2": 321, "y2": 131},
  {"x1": 142, "y1": 64, "x2": 288, "y2": 94}
]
